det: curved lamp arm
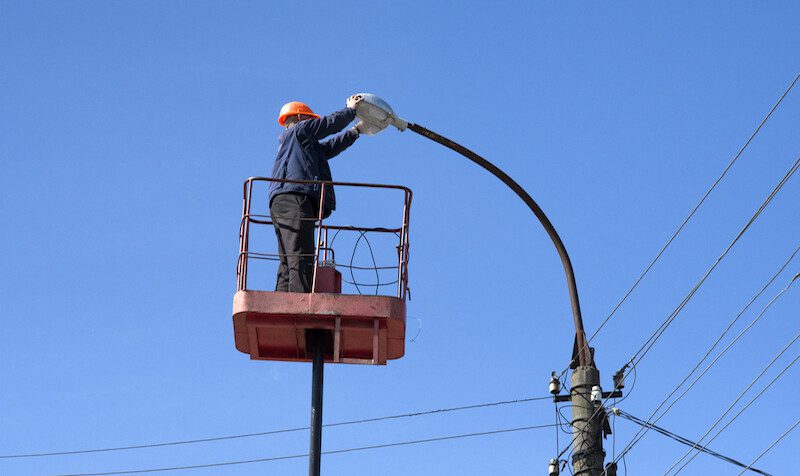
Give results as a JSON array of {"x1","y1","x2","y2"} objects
[{"x1": 407, "y1": 122, "x2": 592, "y2": 368}]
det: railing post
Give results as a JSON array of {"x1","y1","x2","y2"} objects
[
  {"x1": 311, "y1": 183, "x2": 326, "y2": 293},
  {"x1": 397, "y1": 196, "x2": 408, "y2": 298},
  {"x1": 238, "y1": 179, "x2": 254, "y2": 291}
]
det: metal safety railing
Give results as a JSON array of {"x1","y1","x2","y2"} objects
[{"x1": 236, "y1": 177, "x2": 412, "y2": 299}]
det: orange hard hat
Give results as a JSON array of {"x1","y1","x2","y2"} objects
[{"x1": 278, "y1": 101, "x2": 320, "y2": 126}]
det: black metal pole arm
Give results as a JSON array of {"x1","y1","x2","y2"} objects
[{"x1": 407, "y1": 123, "x2": 592, "y2": 367}]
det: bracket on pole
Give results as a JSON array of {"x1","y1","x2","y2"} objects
[
  {"x1": 554, "y1": 390, "x2": 622, "y2": 403},
  {"x1": 570, "y1": 332, "x2": 595, "y2": 369}
]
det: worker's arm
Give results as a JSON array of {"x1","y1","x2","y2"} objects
[
  {"x1": 319, "y1": 129, "x2": 359, "y2": 159},
  {"x1": 297, "y1": 108, "x2": 357, "y2": 141}
]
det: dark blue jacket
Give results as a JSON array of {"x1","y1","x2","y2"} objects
[{"x1": 269, "y1": 107, "x2": 359, "y2": 218}]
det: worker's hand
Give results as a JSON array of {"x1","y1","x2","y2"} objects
[
  {"x1": 346, "y1": 94, "x2": 363, "y2": 110},
  {"x1": 353, "y1": 120, "x2": 366, "y2": 135}
]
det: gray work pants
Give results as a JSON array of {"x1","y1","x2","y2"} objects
[{"x1": 270, "y1": 193, "x2": 317, "y2": 293}]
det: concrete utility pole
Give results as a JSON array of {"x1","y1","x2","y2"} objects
[{"x1": 571, "y1": 366, "x2": 604, "y2": 475}]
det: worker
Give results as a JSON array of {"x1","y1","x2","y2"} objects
[{"x1": 269, "y1": 95, "x2": 364, "y2": 293}]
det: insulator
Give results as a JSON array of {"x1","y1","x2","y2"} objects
[
  {"x1": 549, "y1": 372, "x2": 561, "y2": 395},
  {"x1": 548, "y1": 458, "x2": 560, "y2": 476},
  {"x1": 591, "y1": 385, "x2": 603, "y2": 404}
]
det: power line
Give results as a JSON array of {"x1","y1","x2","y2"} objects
[
  {"x1": 673, "y1": 349, "x2": 800, "y2": 474},
  {"x1": 661, "y1": 312, "x2": 800, "y2": 473},
  {"x1": 627, "y1": 155, "x2": 800, "y2": 371},
  {"x1": 615, "y1": 409, "x2": 771, "y2": 475},
  {"x1": 0, "y1": 396, "x2": 551, "y2": 459},
  {"x1": 735, "y1": 416, "x2": 800, "y2": 476},
  {"x1": 56, "y1": 424, "x2": 558, "y2": 476},
  {"x1": 559, "y1": 72, "x2": 800, "y2": 379},
  {"x1": 667, "y1": 313, "x2": 800, "y2": 474},
  {"x1": 616, "y1": 268, "x2": 799, "y2": 465},
  {"x1": 608, "y1": 251, "x2": 800, "y2": 464},
  {"x1": 559, "y1": 155, "x2": 800, "y2": 462}
]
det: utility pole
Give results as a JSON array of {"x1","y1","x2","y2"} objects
[{"x1": 571, "y1": 366, "x2": 604, "y2": 475}]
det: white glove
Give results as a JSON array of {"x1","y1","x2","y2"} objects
[
  {"x1": 352, "y1": 120, "x2": 366, "y2": 135},
  {"x1": 346, "y1": 94, "x2": 364, "y2": 110}
]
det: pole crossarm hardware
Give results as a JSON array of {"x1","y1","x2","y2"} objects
[
  {"x1": 407, "y1": 123, "x2": 592, "y2": 368},
  {"x1": 555, "y1": 390, "x2": 622, "y2": 403}
]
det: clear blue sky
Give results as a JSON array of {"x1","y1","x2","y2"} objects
[{"x1": 2, "y1": 1, "x2": 799, "y2": 475}]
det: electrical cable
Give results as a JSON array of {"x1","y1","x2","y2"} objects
[
  {"x1": 557, "y1": 72, "x2": 800, "y2": 380},
  {"x1": 561, "y1": 154, "x2": 800, "y2": 466},
  {"x1": 622, "y1": 452, "x2": 627, "y2": 476},
  {"x1": 408, "y1": 316, "x2": 423, "y2": 342},
  {"x1": 348, "y1": 231, "x2": 381, "y2": 295},
  {"x1": 559, "y1": 155, "x2": 800, "y2": 467},
  {"x1": 336, "y1": 264, "x2": 398, "y2": 271},
  {"x1": 615, "y1": 409, "x2": 771, "y2": 475},
  {"x1": 554, "y1": 403, "x2": 561, "y2": 463},
  {"x1": 668, "y1": 324, "x2": 800, "y2": 474},
  {"x1": 673, "y1": 350, "x2": 800, "y2": 474},
  {"x1": 0, "y1": 396, "x2": 552, "y2": 459},
  {"x1": 55, "y1": 424, "x2": 559, "y2": 476},
  {"x1": 608, "y1": 251, "x2": 800, "y2": 465},
  {"x1": 626, "y1": 155, "x2": 800, "y2": 371},
  {"x1": 735, "y1": 416, "x2": 800, "y2": 476},
  {"x1": 557, "y1": 405, "x2": 575, "y2": 435},
  {"x1": 665, "y1": 304, "x2": 800, "y2": 474},
  {"x1": 618, "y1": 270, "x2": 800, "y2": 471},
  {"x1": 327, "y1": 227, "x2": 344, "y2": 247},
  {"x1": 348, "y1": 231, "x2": 366, "y2": 294},
  {"x1": 612, "y1": 398, "x2": 617, "y2": 463},
  {"x1": 340, "y1": 278, "x2": 398, "y2": 287}
]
